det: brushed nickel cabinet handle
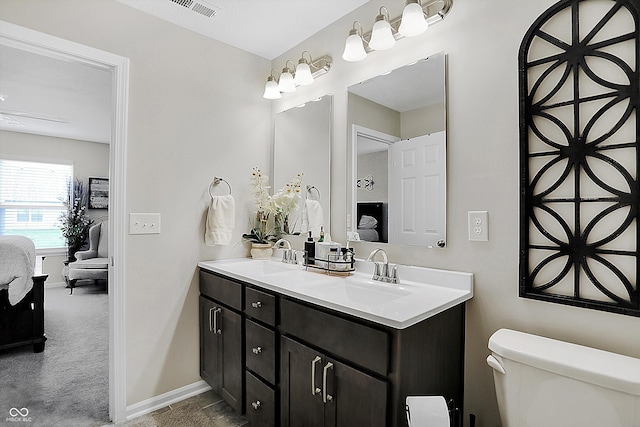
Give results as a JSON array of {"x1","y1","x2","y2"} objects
[
  {"x1": 252, "y1": 346, "x2": 262, "y2": 355},
  {"x1": 251, "y1": 301, "x2": 262, "y2": 308},
  {"x1": 323, "y1": 362, "x2": 334, "y2": 403},
  {"x1": 311, "y1": 356, "x2": 322, "y2": 396},
  {"x1": 251, "y1": 401, "x2": 261, "y2": 410},
  {"x1": 213, "y1": 308, "x2": 222, "y2": 334},
  {"x1": 208, "y1": 307, "x2": 214, "y2": 332}
]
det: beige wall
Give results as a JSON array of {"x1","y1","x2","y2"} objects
[
  {"x1": 0, "y1": 0, "x2": 271, "y2": 406},
  {"x1": 401, "y1": 103, "x2": 445, "y2": 139},
  {"x1": 0, "y1": 131, "x2": 110, "y2": 282},
  {"x1": 3, "y1": 0, "x2": 640, "y2": 424},
  {"x1": 271, "y1": 0, "x2": 640, "y2": 425}
]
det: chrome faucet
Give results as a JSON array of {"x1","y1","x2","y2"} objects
[
  {"x1": 366, "y1": 248, "x2": 399, "y2": 284},
  {"x1": 273, "y1": 238, "x2": 296, "y2": 264}
]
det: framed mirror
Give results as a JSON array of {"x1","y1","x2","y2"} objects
[
  {"x1": 348, "y1": 52, "x2": 446, "y2": 248},
  {"x1": 274, "y1": 95, "x2": 332, "y2": 237}
]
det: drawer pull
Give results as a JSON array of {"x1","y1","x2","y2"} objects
[
  {"x1": 212, "y1": 308, "x2": 222, "y2": 334},
  {"x1": 311, "y1": 356, "x2": 322, "y2": 396},
  {"x1": 251, "y1": 400, "x2": 261, "y2": 410},
  {"x1": 323, "y1": 362, "x2": 334, "y2": 404},
  {"x1": 251, "y1": 301, "x2": 263, "y2": 308},
  {"x1": 252, "y1": 346, "x2": 262, "y2": 355}
]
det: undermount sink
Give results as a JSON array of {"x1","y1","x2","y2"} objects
[
  {"x1": 214, "y1": 259, "x2": 300, "y2": 276},
  {"x1": 313, "y1": 279, "x2": 413, "y2": 308}
]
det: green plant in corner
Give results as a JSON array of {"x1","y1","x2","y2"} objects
[{"x1": 59, "y1": 178, "x2": 94, "y2": 261}]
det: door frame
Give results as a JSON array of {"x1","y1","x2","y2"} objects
[
  {"x1": 0, "y1": 20, "x2": 129, "y2": 423},
  {"x1": 350, "y1": 125, "x2": 399, "y2": 237}
]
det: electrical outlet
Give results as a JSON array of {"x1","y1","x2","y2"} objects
[
  {"x1": 468, "y1": 211, "x2": 488, "y2": 241},
  {"x1": 130, "y1": 213, "x2": 161, "y2": 235}
]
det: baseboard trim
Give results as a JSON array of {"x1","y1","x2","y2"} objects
[{"x1": 124, "y1": 380, "x2": 212, "y2": 422}]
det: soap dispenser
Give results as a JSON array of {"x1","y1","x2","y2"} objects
[{"x1": 304, "y1": 231, "x2": 315, "y2": 264}]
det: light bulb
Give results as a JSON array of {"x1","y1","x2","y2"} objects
[
  {"x1": 399, "y1": 0, "x2": 428, "y2": 37},
  {"x1": 369, "y1": 15, "x2": 395, "y2": 50},
  {"x1": 263, "y1": 76, "x2": 281, "y2": 99},
  {"x1": 342, "y1": 29, "x2": 367, "y2": 62},
  {"x1": 278, "y1": 67, "x2": 296, "y2": 93},
  {"x1": 294, "y1": 60, "x2": 313, "y2": 86}
]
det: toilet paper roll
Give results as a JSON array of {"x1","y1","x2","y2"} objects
[{"x1": 405, "y1": 396, "x2": 450, "y2": 427}]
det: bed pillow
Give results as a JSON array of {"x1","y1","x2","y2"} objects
[{"x1": 358, "y1": 215, "x2": 378, "y2": 229}]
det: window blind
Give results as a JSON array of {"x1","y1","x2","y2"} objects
[{"x1": 0, "y1": 158, "x2": 73, "y2": 250}]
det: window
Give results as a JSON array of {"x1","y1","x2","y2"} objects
[{"x1": 0, "y1": 157, "x2": 73, "y2": 250}]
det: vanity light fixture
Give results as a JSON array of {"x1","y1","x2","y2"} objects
[
  {"x1": 293, "y1": 51, "x2": 314, "y2": 86},
  {"x1": 278, "y1": 60, "x2": 297, "y2": 93},
  {"x1": 263, "y1": 70, "x2": 282, "y2": 99},
  {"x1": 342, "y1": 21, "x2": 368, "y2": 62},
  {"x1": 263, "y1": 54, "x2": 332, "y2": 100},
  {"x1": 369, "y1": 7, "x2": 395, "y2": 51},
  {"x1": 398, "y1": 0, "x2": 428, "y2": 37},
  {"x1": 342, "y1": 0, "x2": 452, "y2": 62}
]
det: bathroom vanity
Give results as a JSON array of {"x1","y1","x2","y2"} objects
[{"x1": 198, "y1": 258, "x2": 473, "y2": 427}]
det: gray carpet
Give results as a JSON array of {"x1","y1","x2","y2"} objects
[{"x1": 0, "y1": 282, "x2": 108, "y2": 427}]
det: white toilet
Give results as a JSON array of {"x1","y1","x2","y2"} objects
[{"x1": 487, "y1": 328, "x2": 640, "y2": 427}]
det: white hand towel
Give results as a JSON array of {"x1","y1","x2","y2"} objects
[
  {"x1": 304, "y1": 199, "x2": 324, "y2": 238},
  {"x1": 205, "y1": 195, "x2": 235, "y2": 246}
]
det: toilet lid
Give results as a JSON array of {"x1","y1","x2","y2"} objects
[{"x1": 405, "y1": 396, "x2": 450, "y2": 427}]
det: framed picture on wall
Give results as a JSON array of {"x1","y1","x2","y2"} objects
[{"x1": 88, "y1": 177, "x2": 109, "y2": 209}]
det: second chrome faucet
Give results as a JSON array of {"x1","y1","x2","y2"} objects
[{"x1": 366, "y1": 248, "x2": 399, "y2": 284}]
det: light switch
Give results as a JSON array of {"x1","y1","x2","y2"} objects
[{"x1": 130, "y1": 213, "x2": 161, "y2": 235}]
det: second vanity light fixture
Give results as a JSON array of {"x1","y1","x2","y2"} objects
[
  {"x1": 342, "y1": 0, "x2": 453, "y2": 62},
  {"x1": 263, "y1": 51, "x2": 332, "y2": 99}
]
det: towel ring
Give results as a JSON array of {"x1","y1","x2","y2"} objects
[
  {"x1": 209, "y1": 177, "x2": 232, "y2": 198},
  {"x1": 307, "y1": 185, "x2": 321, "y2": 201}
]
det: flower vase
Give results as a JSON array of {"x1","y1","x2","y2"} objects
[
  {"x1": 250, "y1": 243, "x2": 273, "y2": 259},
  {"x1": 275, "y1": 213, "x2": 290, "y2": 236}
]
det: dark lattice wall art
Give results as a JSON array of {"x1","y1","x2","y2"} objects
[{"x1": 519, "y1": 0, "x2": 640, "y2": 316}]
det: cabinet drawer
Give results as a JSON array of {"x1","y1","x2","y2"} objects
[
  {"x1": 246, "y1": 319, "x2": 276, "y2": 384},
  {"x1": 280, "y1": 298, "x2": 389, "y2": 376},
  {"x1": 199, "y1": 270, "x2": 242, "y2": 311},
  {"x1": 245, "y1": 287, "x2": 276, "y2": 326},
  {"x1": 245, "y1": 371, "x2": 276, "y2": 427}
]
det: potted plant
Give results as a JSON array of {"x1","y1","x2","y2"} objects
[
  {"x1": 242, "y1": 168, "x2": 277, "y2": 259},
  {"x1": 271, "y1": 172, "x2": 303, "y2": 235},
  {"x1": 242, "y1": 168, "x2": 303, "y2": 259},
  {"x1": 59, "y1": 178, "x2": 93, "y2": 261}
]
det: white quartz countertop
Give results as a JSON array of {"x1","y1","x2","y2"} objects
[{"x1": 198, "y1": 257, "x2": 473, "y2": 329}]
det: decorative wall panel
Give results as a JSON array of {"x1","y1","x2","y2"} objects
[{"x1": 519, "y1": 0, "x2": 640, "y2": 316}]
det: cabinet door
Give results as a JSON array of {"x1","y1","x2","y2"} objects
[
  {"x1": 199, "y1": 296, "x2": 243, "y2": 414},
  {"x1": 324, "y1": 358, "x2": 388, "y2": 427},
  {"x1": 200, "y1": 296, "x2": 219, "y2": 390},
  {"x1": 219, "y1": 305, "x2": 243, "y2": 414},
  {"x1": 281, "y1": 336, "x2": 324, "y2": 427}
]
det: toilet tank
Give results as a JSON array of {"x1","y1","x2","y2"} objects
[{"x1": 487, "y1": 329, "x2": 640, "y2": 427}]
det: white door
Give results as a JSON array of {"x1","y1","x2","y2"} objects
[{"x1": 389, "y1": 132, "x2": 446, "y2": 247}]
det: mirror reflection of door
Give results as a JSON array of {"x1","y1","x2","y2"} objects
[
  {"x1": 349, "y1": 52, "x2": 447, "y2": 248},
  {"x1": 388, "y1": 132, "x2": 446, "y2": 246}
]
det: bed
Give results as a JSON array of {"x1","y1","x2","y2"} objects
[
  {"x1": 0, "y1": 235, "x2": 47, "y2": 352},
  {"x1": 357, "y1": 202, "x2": 387, "y2": 243}
]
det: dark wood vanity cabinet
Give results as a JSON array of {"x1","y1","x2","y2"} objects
[
  {"x1": 280, "y1": 335, "x2": 387, "y2": 427},
  {"x1": 244, "y1": 286, "x2": 278, "y2": 426},
  {"x1": 199, "y1": 267, "x2": 465, "y2": 427},
  {"x1": 199, "y1": 271, "x2": 243, "y2": 414}
]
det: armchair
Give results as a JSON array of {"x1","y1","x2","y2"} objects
[{"x1": 68, "y1": 220, "x2": 108, "y2": 294}]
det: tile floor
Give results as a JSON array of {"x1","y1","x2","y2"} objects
[{"x1": 116, "y1": 391, "x2": 248, "y2": 427}]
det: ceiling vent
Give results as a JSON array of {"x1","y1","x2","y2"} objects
[{"x1": 168, "y1": 0, "x2": 218, "y2": 18}]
